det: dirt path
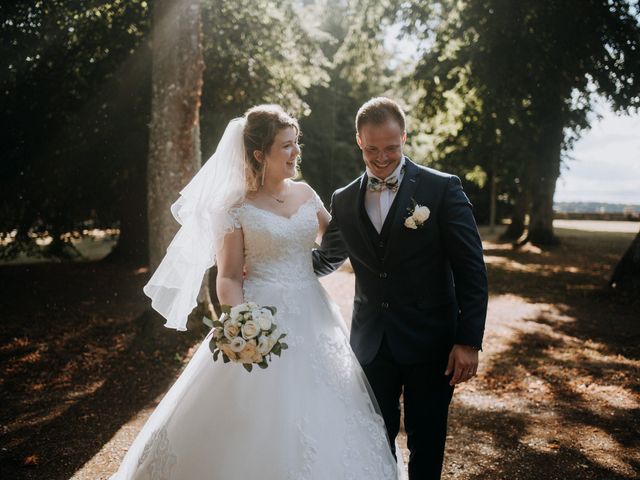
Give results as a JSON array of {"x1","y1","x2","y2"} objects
[{"x1": 1, "y1": 225, "x2": 638, "y2": 479}]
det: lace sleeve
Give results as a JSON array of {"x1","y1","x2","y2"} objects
[
  {"x1": 312, "y1": 191, "x2": 325, "y2": 212},
  {"x1": 229, "y1": 206, "x2": 242, "y2": 229}
]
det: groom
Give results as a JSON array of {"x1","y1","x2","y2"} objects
[{"x1": 313, "y1": 97, "x2": 488, "y2": 479}]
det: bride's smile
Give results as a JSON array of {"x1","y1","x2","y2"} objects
[{"x1": 263, "y1": 126, "x2": 301, "y2": 180}]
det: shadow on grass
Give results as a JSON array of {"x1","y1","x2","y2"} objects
[
  {"x1": 450, "y1": 232, "x2": 640, "y2": 479},
  {"x1": 0, "y1": 261, "x2": 202, "y2": 480}
]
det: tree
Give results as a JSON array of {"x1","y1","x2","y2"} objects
[
  {"x1": 295, "y1": 0, "x2": 391, "y2": 200},
  {"x1": 396, "y1": 0, "x2": 640, "y2": 244},
  {"x1": 610, "y1": 228, "x2": 640, "y2": 292},
  {"x1": 147, "y1": 0, "x2": 203, "y2": 270},
  {"x1": 146, "y1": 0, "x2": 212, "y2": 322},
  {"x1": 0, "y1": 0, "x2": 152, "y2": 261}
]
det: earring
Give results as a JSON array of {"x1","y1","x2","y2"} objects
[{"x1": 261, "y1": 161, "x2": 266, "y2": 186}]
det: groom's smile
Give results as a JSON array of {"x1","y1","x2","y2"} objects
[{"x1": 357, "y1": 119, "x2": 407, "y2": 180}]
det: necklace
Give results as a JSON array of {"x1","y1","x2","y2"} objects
[
  {"x1": 261, "y1": 183, "x2": 288, "y2": 204},
  {"x1": 268, "y1": 193, "x2": 285, "y2": 204}
]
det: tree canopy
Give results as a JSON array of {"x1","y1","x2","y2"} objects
[{"x1": 1, "y1": 0, "x2": 639, "y2": 261}]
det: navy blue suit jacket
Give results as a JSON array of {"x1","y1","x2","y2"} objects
[{"x1": 313, "y1": 158, "x2": 488, "y2": 365}]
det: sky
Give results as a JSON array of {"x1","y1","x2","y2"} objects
[{"x1": 555, "y1": 100, "x2": 640, "y2": 205}]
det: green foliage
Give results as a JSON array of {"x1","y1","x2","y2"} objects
[
  {"x1": 297, "y1": 0, "x2": 395, "y2": 202},
  {"x1": 1, "y1": 0, "x2": 152, "y2": 259},
  {"x1": 1, "y1": 0, "x2": 331, "y2": 259},
  {"x1": 199, "y1": 0, "x2": 329, "y2": 155},
  {"x1": 396, "y1": 0, "x2": 640, "y2": 225}
]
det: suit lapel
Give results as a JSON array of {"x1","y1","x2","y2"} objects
[{"x1": 383, "y1": 159, "x2": 421, "y2": 262}]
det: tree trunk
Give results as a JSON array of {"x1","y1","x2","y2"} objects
[
  {"x1": 147, "y1": 0, "x2": 210, "y2": 325},
  {"x1": 610, "y1": 229, "x2": 640, "y2": 291},
  {"x1": 527, "y1": 109, "x2": 563, "y2": 246},
  {"x1": 500, "y1": 188, "x2": 528, "y2": 241},
  {"x1": 147, "y1": 0, "x2": 204, "y2": 269}
]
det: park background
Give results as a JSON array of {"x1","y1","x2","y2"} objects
[{"x1": 1, "y1": 0, "x2": 639, "y2": 479}]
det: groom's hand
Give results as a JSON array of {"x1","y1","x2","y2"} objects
[{"x1": 444, "y1": 344, "x2": 479, "y2": 386}]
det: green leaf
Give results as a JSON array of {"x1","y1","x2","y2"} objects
[
  {"x1": 213, "y1": 349, "x2": 220, "y2": 361},
  {"x1": 280, "y1": 343, "x2": 288, "y2": 350},
  {"x1": 208, "y1": 338, "x2": 217, "y2": 354},
  {"x1": 242, "y1": 363, "x2": 253, "y2": 372},
  {"x1": 265, "y1": 306, "x2": 277, "y2": 315},
  {"x1": 278, "y1": 333, "x2": 287, "y2": 340},
  {"x1": 258, "y1": 361, "x2": 269, "y2": 369},
  {"x1": 222, "y1": 353, "x2": 230, "y2": 363},
  {"x1": 202, "y1": 316, "x2": 214, "y2": 328},
  {"x1": 221, "y1": 305, "x2": 231, "y2": 314}
]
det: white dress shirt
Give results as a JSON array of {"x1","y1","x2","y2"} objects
[{"x1": 364, "y1": 158, "x2": 406, "y2": 233}]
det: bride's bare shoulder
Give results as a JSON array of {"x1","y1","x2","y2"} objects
[{"x1": 289, "y1": 180, "x2": 317, "y2": 200}]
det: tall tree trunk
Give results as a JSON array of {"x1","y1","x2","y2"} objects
[
  {"x1": 148, "y1": 0, "x2": 204, "y2": 270},
  {"x1": 610, "y1": 228, "x2": 640, "y2": 291},
  {"x1": 500, "y1": 188, "x2": 528, "y2": 241},
  {"x1": 147, "y1": 0, "x2": 210, "y2": 329},
  {"x1": 527, "y1": 108, "x2": 563, "y2": 246}
]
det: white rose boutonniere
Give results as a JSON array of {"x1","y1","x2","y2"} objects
[
  {"x1": 404, "y1": 216, "x2": 418, "y2": 229},
  {"x1": 404, "y1": 199, "x2": 430, "y2": 229}
]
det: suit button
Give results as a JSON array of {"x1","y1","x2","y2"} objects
[
  {"x1": 381, "y1": 302, "x2": 389, "y2": 309},
  {"x1": 378, "y1": 241, "x2": 384, "y2": 248},
  {"x1": 379, "y1": 272, "x2": 387, "y2": 279}
]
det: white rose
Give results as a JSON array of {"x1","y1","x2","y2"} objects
[
  {"x1": 257, "y1": 335, "x2": 276, "y2": 355},
  {"x1": 246, "y1": 302, "x2": 259, "y2": 310},
  {"x1": 413, "y1": 205, "x2": 430, "y2": 223},
  {"x1": 404, "y1": 217, "x2": 418, "y2": 229},
  {"x1": 229, "y1": 336, "x2": 247, "y2": 353},
  {"x1": 223, "y1": 322, "x2": 240, "y2": 340},
  {"x1": 241, "y1": 320, "x2": 260, "y2": 340},
  {"x1": 230, "y1": 304, "x2": 247, "y2": 319},
  {"x1": 256, "y1": 309, "x2": 274, "y2": 331}
]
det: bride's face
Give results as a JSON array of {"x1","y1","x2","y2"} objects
[{"x1": 263, "y1": 126, "x2": 300, "y2": 181}]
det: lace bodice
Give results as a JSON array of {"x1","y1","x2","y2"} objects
[{"x1": 231, "y1": 194, "x2": 323, "y2": 287}]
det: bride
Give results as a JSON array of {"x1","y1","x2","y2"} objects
[{"x1": 109, "y1": 104, "x2": 400, "y2": 480}]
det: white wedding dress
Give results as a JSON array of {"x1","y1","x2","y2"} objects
[{"x1": 109, "y1": 194, "x2": 400, "y2": 480}]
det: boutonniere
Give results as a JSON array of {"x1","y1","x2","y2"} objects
[{"x1": 404, "y1": 199, "x2": 430, "y2": 230}]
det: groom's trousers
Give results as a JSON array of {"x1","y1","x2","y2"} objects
[{"x1": 362, "y1": 335, "x2": 455, "y2": 480}]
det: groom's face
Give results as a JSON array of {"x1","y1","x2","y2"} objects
[{"x1": 356, "y1": 119, "x2": 406, "y2": 180}]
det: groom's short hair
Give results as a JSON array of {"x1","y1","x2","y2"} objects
[{"x1": 356, "y1": 97, "x2": 406, "y2": 133}]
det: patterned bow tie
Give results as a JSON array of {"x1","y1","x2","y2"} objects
[{"x1": 367, "y1": 175, "x2": 400, "y2": 193}]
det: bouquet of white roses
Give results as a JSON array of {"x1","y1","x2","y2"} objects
[{"x1": 207, "y1": 302, "x2": 287, "y2": 372}]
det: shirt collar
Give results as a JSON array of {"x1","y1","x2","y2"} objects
[{"x1": 366, "y1": 156, "x2": 406, "y2": 182}]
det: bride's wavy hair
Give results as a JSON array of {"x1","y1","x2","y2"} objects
[{"x1": 243, "y1": 104, "x2": 300, "y2": 192}]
